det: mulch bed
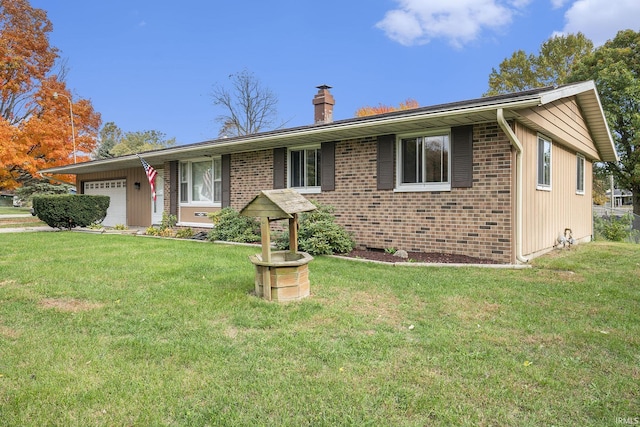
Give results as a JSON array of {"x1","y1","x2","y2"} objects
[{"x1": 340, "y1": 249, "x2": 498, "y2": 264}]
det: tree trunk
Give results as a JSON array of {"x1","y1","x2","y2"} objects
[{"x1": 633, "y1": 187, "x2": 640, "y2": 231}]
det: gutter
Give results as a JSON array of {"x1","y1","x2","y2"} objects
[
  {"x1": 496, "y1": 108, "x2": 529, "y2": 264},
  {"x1": 40, "y1": 98, "x2": 543, "y2": 176}
]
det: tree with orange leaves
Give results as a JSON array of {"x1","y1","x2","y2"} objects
[
  {"x1": 354, "y1": 98, "x2": 420, "y2": 117},
  {"x1": 0, "y1": 0, "x2": 100, "y2": 190}
]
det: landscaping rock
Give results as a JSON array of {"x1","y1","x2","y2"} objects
[{"x1": 393, "y1": 249, "x2": 409, "y2": 259}]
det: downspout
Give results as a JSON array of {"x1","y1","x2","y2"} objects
[{"x1": 497, "y1": 108, "x2": 529, "y2": 264}]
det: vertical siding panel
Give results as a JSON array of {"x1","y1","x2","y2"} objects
[
  {"x1": 77, "y1": 167, "x2": 152, "y2": 227},
  {"x1": 517, "y1": 123, "x2": 593, "y2": 257}
]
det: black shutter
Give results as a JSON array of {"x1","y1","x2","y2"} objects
[
  {"x1": 273, "y1": 147, "x2": 286, "y2": 189},
  {"x1": 451, "y1": 125, "x2": 473, "y2": 188},
  {"x1": 321, "y1": 141, "x2": 335, "y2": 191},
  {"x1": 377, "y1": 134, "x2": 395, "y2": 190},
  {"x1": 221, "y1": 154, "x2": 231, "y2": 207},
  {"x1": 169, "y1": 161, "x2": 178, "y2": 216}
]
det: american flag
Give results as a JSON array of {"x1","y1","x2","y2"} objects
[{"x1": 137, "y1": 155, "x2": 158, "y2": 201}]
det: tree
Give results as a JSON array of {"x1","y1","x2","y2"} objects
[
  {"x1": 94, "y1": 121, "x2": 123, "y2": 159},
  {"x1": 15, "y1": 179, "x2": 73, "y2": 204},
  {"x1": 354, "y1": 98, "x2": 419, "y2": 117},
  {"x1": 485, "y1": 33, "x2": 593, "y2": 95},
  {"x1": 0, "y1": 0, "x2": 57, "y2": 126},
  {"x1": 0, "y1": 0, "x2": 101, "y2": 189},
  {"x1": 568, "y1": 29, "x2": 640, "y2": 217},
  {"x1": 211, "y1": 69, "x2": 281, "y2": 138},
  {"x1": 110, "y1": 129, "x2": 176, "y2": 156}
]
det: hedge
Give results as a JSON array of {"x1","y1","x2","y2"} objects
[{"x1": 32, "y1": 194, "x2": 110, "y2": 229}]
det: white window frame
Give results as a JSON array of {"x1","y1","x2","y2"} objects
[
  {"x1": 179, "y1": 157, "x2": 222, "y2": 206},
  {"x1": 395, "y1": 129, "x2": 451, "y2": 192},
  {"x1": 537, "y1": 134, "x2": 552, "y2": 191},
  {"x1": 288, "y1": 145, "x2": 321, "y2": 194},
  {"x1": 576, "y1": 154, "x2": 585, "y2": 195}
]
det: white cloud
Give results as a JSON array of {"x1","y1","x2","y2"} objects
[
  {"x1": 559, "y1": 0, "x2": 640, "y2": 46},
  {"x1": 376, "y1": 0, "x2": 532, "y2": 48},
  {"x1": 550, "y1": 0, "x2": 569, "y2": 9}
]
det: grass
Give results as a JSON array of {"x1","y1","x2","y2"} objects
[
  {"x1": 0, "y1": 233, "x2": 638, "y2": 426},
  {"x1": 0, "y1": 206, "x2": 31, "y2": 215}
]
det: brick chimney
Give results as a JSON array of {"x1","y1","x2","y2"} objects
[{"x1": 313, "y1": 85, "x2": 334, "y2": 124}]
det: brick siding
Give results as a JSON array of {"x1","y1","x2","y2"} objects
[{"x1": 226, "y1": 123, "x2": 514, "y2": 263}]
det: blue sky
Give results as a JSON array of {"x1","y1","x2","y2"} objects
[{"x1": 32, "y1": 0, "x2": 639, "y2": 145}]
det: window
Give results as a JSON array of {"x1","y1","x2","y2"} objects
[
  {"x1": 576, "y1": 154, "x2": 585, "y2": 194},
  {"x1": 179, "y1": 158, "x2": 222, "y2": 204},
  {"x1": 537, "y1": 135, "x2": 552, "y2": 190},
  {"x1": 289, "y1": 147, "x2": 321, "y2": 192},
  {"x1": 396, "y1": 132, "x2": 450, "y2": 191}
]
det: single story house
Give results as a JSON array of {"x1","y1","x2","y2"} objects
[
  {"x1": 606, "y1": 189, "x2": 633, "y2": 207},
  {"x1": 40, "y1": 81, "x2": 617, "y2": 264}
]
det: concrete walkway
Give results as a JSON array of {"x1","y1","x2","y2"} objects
[{"x1": 0, "y1": 225, "x2": 56, "y2": 233}]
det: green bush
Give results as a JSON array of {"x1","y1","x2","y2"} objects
[
  {"x1": 175, "y1": 227, "x2": 194, "y2": 239},
  {"x1": 146, "y1": 212, "x2": 179, "y2": 237},
  {"x1": 33, "y1": 194, "x2": 110, "y2": 229},
  {"x1": 15, "y1": 180, "x2": 74, "y2": 205},
  {"x1": 207, "y1": 207, "x2": 261, "y2": 243},
  {"x1": 160, "y1": 212, "x2": 177, "y2": 229},
  {"x1": 275, "y1": 201, "x2": 355, "y2": 255},
  {"x1": 593, "y1": 212, "x2": 633, "y2": 241}
]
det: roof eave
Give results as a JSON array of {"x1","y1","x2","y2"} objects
[
  {"x1": 42, "y1": 82, "x2": 618, "y2": 175},
  {"x1": 39, "y1": 97, "x2": 543, "y2": 176},
  {"x1": 538, "y1": 81, "x2": 618, "y2": 162}
]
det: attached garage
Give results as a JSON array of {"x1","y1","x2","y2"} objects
[{"x1": 84, "y1": 179, "x2": 127, "y2": 227}]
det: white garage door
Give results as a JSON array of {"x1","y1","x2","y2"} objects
[{"x1": 84, "y1": 179, "x2": 127, "y2": 227}]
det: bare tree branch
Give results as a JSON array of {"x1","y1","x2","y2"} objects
[{"x1": 211, "y1": 69, "x2": 282, "y2": 138}]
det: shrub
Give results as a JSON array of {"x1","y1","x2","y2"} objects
[
  {"x1": 207, "y1": 207, "x2": 261, "y2": 243},
  {"x1": 175, "y1": 227, "x2": 194, "y2": 239},
  {"x1": 146, "y1": 212, "x2": 179, "y2": 237},
  {"x1": 161, "y1": 212, "x2": 177, "y2": 229},
  {"x1": 15, "y1": 180, "x2": 74, "y2": 205},
  {"x1": 593, "y1": 212, "x2": 633, "y2": 242},
  {"x1": 275, "y1": 201, "x2": 355, "y2": 255},
  {"x1": 32, "y1": 194, "x2": 109, "y2": 229},
  {"x1": 158, "y1": 228, "x2": 175, "y2": 237}
]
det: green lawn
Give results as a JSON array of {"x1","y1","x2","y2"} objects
[
  {"x1": 0, "y1": 233, "x2": 638, "y2": 426},
  {"x1": 0, "y1": 206, "x2": 31, "y2": 215}
]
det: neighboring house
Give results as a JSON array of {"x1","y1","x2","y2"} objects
[
  {"x1": 606, "y1": 189, "x2": 633, "y2": 207},
  {"x1": 0, "y1": 191, "x2": 15, "y2": 207},
  {"x1": 40, "y1": 81, "x2": 617, "y2": 264}
]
